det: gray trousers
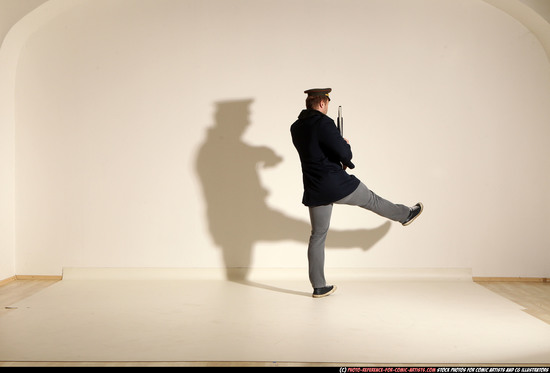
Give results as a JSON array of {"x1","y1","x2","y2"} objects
[{"x1": 307, "y1": 182, "x2": 410, "y2": 288}]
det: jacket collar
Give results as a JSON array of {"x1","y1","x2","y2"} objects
[{"x1": 298, "y1": 109, "x2": 326, "y2": 120}]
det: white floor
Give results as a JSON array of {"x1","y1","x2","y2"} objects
[{"x1": 1, "y1": 268, "x2": 550, "y2": 365}]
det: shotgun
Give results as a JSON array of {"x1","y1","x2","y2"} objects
[
  {"x1": 337, "y1": 106, "x2": 343, "y2": 136},
  {"x1": 337, "y1": 106, "x2": 355, "y2": 169}
]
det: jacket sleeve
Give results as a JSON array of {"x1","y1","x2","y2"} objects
[{"x1": 318, "y1": 119, "x2": 356, "y2": 169}]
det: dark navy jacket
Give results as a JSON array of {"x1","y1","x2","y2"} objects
[{"x1": 291, "y1": 109, "x2": 360, "y2": 207}]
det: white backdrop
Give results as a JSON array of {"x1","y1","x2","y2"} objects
[{"x1": 2, "y1": 0, "x2": 550, "y2": 277}]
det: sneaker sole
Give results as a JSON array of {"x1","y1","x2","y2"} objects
[
  {"x1": 312, "y1": 286, "x2": 337, "y2": 298},
  {"x1": 402, "y1": 202, "x2": 423, "y2": 226}
]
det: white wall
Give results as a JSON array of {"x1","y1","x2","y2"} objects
[
  {"x1": 3, "y1": 0, "x2": 550, "y2": 278},
  {"x1": 521, "y1": 0, "x2": 550, "y2": 24},
  {"x1": 0, "y1": 40, "x2": 15, "y2": 279},
  {"x1": 0, "y1": 0, "x2": 48, "y2": 43},
  {"x1": 0, "y1": 0, "x2": 49, "y2": 280}
]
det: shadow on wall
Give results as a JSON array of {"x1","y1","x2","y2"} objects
[{"x1": 195, "y1": 99, "x2": 391, "y2": 287}]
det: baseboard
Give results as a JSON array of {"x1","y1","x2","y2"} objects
[
  {"x1": 473, "y1": 276, "x2": 549, "y2": 283},
  {"x1": 62, "y1": 267, "x2": 227, "y2": 280},
  {"x1": 0, "y1": 275, "x2": 16, "y2": 286},
  {"x1": 61, "y1": 267, "x2": 475, "y2": 282},
  {"x1": 15, "y1": 275, "x2": 63, "y2": 281},
  {"x1": 0, "y1": 274, "x2": 63, "y2": 287}
]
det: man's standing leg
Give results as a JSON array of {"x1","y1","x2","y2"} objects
[{"x1": 307, "y1": 204, "x2": 333, "y2": 289}]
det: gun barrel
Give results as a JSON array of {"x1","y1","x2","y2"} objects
[{"x1": 338, "y1": 106, "x2": 343, "y2": 136}]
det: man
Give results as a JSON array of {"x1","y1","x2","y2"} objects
[{"x1": 290, "y1": 88, "x2": 423, "y2": 298}]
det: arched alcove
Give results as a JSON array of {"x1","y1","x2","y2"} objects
[{"x1": 1, "y1": 0, "x2": 549, "y2": 279}]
